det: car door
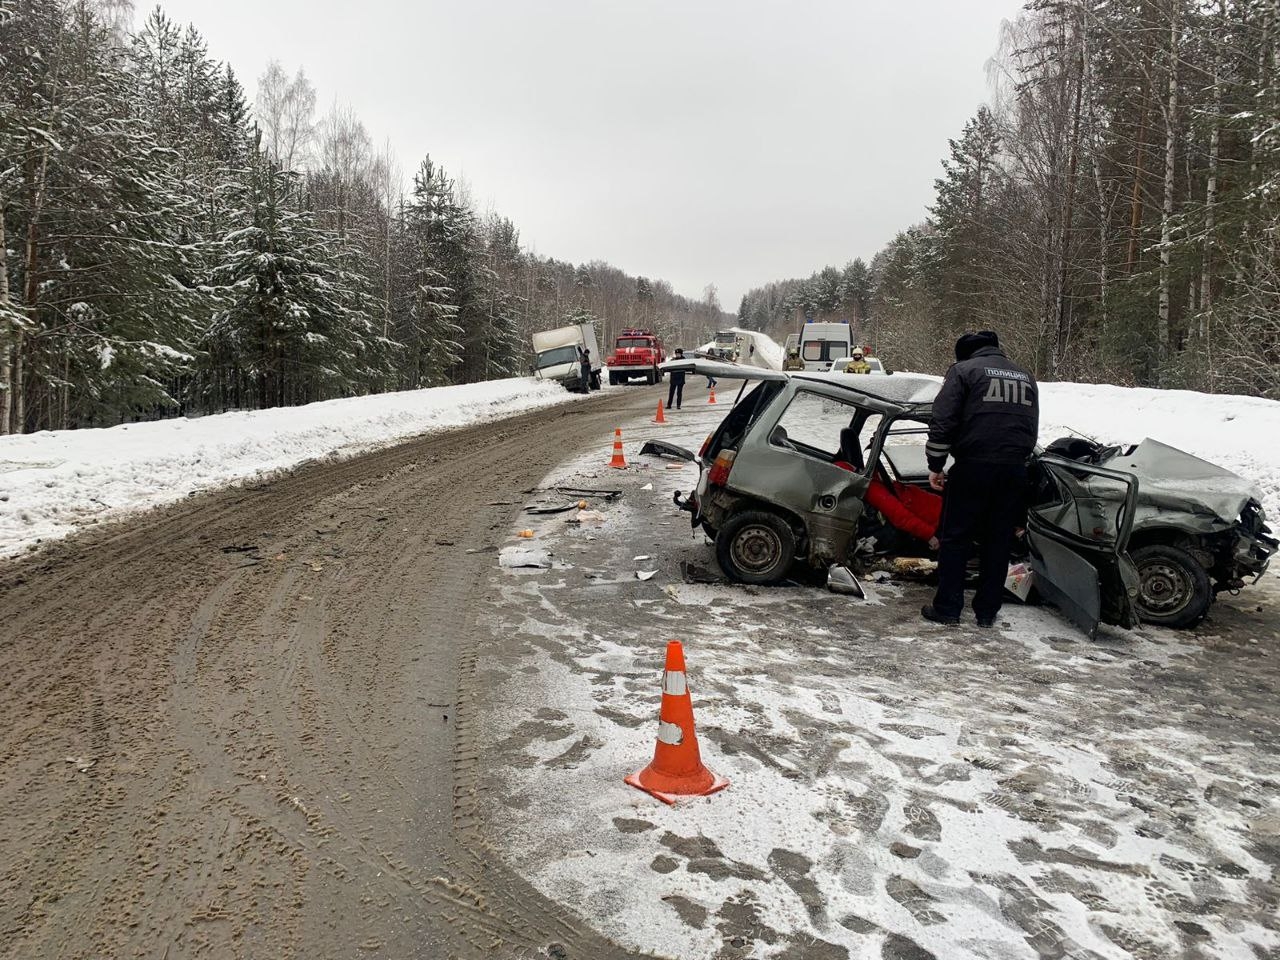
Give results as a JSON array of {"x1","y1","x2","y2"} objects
[
  {"x1": 736, "y1": 386, "x2": 874, "y2": 563},
  {"x1": 1026, "y1": 455, "x2": 1141, "y2": 639}
]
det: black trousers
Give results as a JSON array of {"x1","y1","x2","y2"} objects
[
  {"x1": 932, "y1": 460, "x2": 1027, "y2": 620},
  {"x1": 667, "y1": 380, "x2": 684, "y2": 408}
]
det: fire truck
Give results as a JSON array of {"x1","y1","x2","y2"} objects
[{"x1": 606, "y1": 328, "x2": 667, "y2": 385}]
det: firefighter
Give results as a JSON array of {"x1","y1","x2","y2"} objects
[
  {"x1": 922, "y1": 331, "x2": 1039, "y2": 628},
  {"x1": 847, "y1": 349, "x2": 871, "y2": 374}
]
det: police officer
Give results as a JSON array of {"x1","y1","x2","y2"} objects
[
  {"x1": 922, "y1": 331, "x2": 1038, "y2": 628},
  {"x1": 667, "y1": 348, "x2": 686, "y2": 409}
]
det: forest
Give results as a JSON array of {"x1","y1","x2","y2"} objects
[
  {"x1": 739, "y1": 0, "x2": 1280, "y2": 398},
  {"x1": 0, "y1": 0, "x2": 728, "y2": 435}
]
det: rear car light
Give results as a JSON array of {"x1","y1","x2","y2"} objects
[
  {"x1": 707, "y1": 449, "x2": 737, "y2": 487},
  {"x1": 698, "y1": 433, "x2": 713, "y2": 458}
]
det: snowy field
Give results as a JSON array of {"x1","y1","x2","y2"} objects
[
  {"x1": 0, "y1": 377, "x2": 584, "y2": 558},
  {"x1": 476, "y1": 378, "x2": 1280, "y2": 960}
]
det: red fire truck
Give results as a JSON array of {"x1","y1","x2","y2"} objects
[{"x1": 606, "y1": 329, "x2": 667, "y2": 385}]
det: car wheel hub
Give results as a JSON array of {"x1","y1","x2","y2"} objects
[
  {"x1": 1138, "y1": 560, "x2": 1192, "y2": 615},
  {"x1": 732, "y1": 526, "x2": 781, "y2": 574}
]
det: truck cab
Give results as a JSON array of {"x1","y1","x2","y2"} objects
[
  {"x1": 713, "y1": 331, "x2": 742, "y2": 362},
  {"x1": 607, "y1": 329, "x2": 666, "y2": 385}
]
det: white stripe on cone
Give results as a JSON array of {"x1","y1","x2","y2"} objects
[
  {"x1": 657, "y1": 721, "x2": 684, "y2": 745},
  {"x1": 662, "y1": 671, "x2": 687, "y2": 696}
]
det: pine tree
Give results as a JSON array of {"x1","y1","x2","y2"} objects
[
  {"x1": 399, "y1": 157, "x2": 470, "y2": 385},
  {"x1": 3, "y1": 0, "x2": 211, "y2": 430},
  {"x1": 205, "y1": 143, "x2": 377, "y2": 409},
  {"x1": 928, "y1": 105, "x2": 1004, "y2": 335}
]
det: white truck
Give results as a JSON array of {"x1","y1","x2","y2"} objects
[{"x1": 532, "y1": 321, "x2": 603, "y2": 392}]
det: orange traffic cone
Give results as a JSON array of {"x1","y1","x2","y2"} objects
[
  {"x1": 653, "y1": 400, "x2": 667, "y2": 424},
  {"x1": 625, "y1": 641, "x2": 729, "y2": 804},
  {"x1": 607, "y1": 428, "x2": 627, "y2": 469},
  {"x1": 708, "y1": 386, "x2": 717, "y2": 404}
]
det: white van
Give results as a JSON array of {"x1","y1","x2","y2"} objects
[{"x1": 798, "y1": 320, "x2": 853, "y2": 371}]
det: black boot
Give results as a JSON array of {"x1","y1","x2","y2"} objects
[{"x1": 921, "y1": 604, "x2": 960, "y2": 626}]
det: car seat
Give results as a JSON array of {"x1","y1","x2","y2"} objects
[{"x1": 838, "y1": 428, "x2": 865, "y2": 471}]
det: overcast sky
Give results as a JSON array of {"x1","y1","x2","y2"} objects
[{"x1": 147, "y1": 0, "x2": 1023, "y2": 306}]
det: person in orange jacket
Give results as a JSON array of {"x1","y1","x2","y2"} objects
[
  {"x1": 835, "y1": 459, "x2": 942, "y2": 550},
  {"x1": 864, "y1": 474, "x2": 942, "y2": 550}
]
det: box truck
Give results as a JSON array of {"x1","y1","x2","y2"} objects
[{"x1": 532, "y1": 321, "x2": 602, "y2": 392}]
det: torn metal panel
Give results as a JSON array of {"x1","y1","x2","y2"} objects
[
  {"x1": 1100, "y1": 438, "x2": 1263, "y2": 528},
  {"x1": 639, "y1": 440, "x2": 697, "y2": 462}
]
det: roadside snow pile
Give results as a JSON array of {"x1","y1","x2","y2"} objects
[
  {"x1": 0, "y1": 377, "x2": 581, "y2": 557},
  {"x1": 1039, "y1": 381, "x2": 1280, "y2": 516},
  {"x1": 727, "y1": 327, "x2": 785, "y2": 371}
]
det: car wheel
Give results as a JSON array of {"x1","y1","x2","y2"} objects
[
  {"x1": 716, "y1": 510, "x2": 796, "y2": 585},
  {"x1": 608, "y1": 372, "x2": 618, "y2": 386},
  {"x1": 1132, "y1": 543, "x2": 1212, "y2": 628}
]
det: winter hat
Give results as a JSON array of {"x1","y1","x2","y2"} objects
[{"x1": 954, "y1": 330, "x2": 1000, "y2": 362}]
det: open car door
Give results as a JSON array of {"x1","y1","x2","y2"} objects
[{"x1": 1025, "y1": 455, "x2": 1141, "y2": 639}]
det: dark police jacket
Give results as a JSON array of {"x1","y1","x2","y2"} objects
[{"x1": 926, "y1": 346, "x2": 1039, "y2": 471}]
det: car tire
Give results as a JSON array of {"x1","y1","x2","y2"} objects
[
  {"x1": 608, "y1": 372, "x2": 618, "y2": 386},
  {"x1": 1132, "y1": 543, "x2": 1212, "y2": 628},
  {"x1": 716, "y1": 510, "x2": 796, "y2": 585},
  {"x1": 590, "y1": 371, "x2": 601, "y2": 390}
]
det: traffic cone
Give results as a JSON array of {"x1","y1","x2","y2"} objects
[
  {"x1": 653, "y1": 400, "x2": 667, "y2": 424},
  {"x1": 708, "y1": 386, "x2": 717, "y2": 404},
  {"x1": 625, "y1": 641, "x2": 729, "y2": 805},
  {"x1": 607, "y1": 428, "x2": 627, "y2": 469}
]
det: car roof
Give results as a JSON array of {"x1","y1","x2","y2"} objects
[
  {"x1": 791, "y1": 371, "x2": 941, "y2": 406},
  {"x1": 661, "y1": 359, "x2": 941, "y2": 408}
]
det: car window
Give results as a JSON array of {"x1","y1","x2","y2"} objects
[
  {"x1": 771, "y1": 390, "x2": 860, "y2": 458},
  {"x1": 801, "y1": 340, "x2": 849, "y2": 362},
  {"x1": 705, "y1": 381, "x2": 784, "y2": 460}
]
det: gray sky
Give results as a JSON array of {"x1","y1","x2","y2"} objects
[{"x1": 150, "y1": 0, "x2": 1024, "y2": 306}]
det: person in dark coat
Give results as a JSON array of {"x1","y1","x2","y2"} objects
[
  {"x1": 578, "y1": 347, "x2": 592, "y2": 391},
  {"x1": 667, "y1": 348, "x2": 686, "y2": 410},
  {"x1": 922, "y1": 331, "x2": 1039, "y2": 628}
]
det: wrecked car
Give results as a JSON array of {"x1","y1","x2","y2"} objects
[{"x1": 662, "y1": 359, "x2": 1276, "y2": 637}]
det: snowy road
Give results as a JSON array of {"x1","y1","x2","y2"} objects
[
  {"x1": 474, "y1": 388, "x2": 1280, "y2": 960},
  {"x1": 2, "y1": 374, "x2": 1277, "y2": 960},
  {"x1": 0, "y1": 384, "x2": 664, "y2": 960}
]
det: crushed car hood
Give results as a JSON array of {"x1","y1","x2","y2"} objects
[{"x1": 1101, "y1": 438, "x2": 1263, "y2": 526}]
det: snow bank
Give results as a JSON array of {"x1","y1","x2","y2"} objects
[
  {"x1": 1039, "y1": 381, "x2": 1280, "y2": 516},
  {"x1": 727, "y1": 326, "x2": 785, "y2": 371},
  {"x1": 0, "y1": 377, "x2": 581, "y2": 557}
]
